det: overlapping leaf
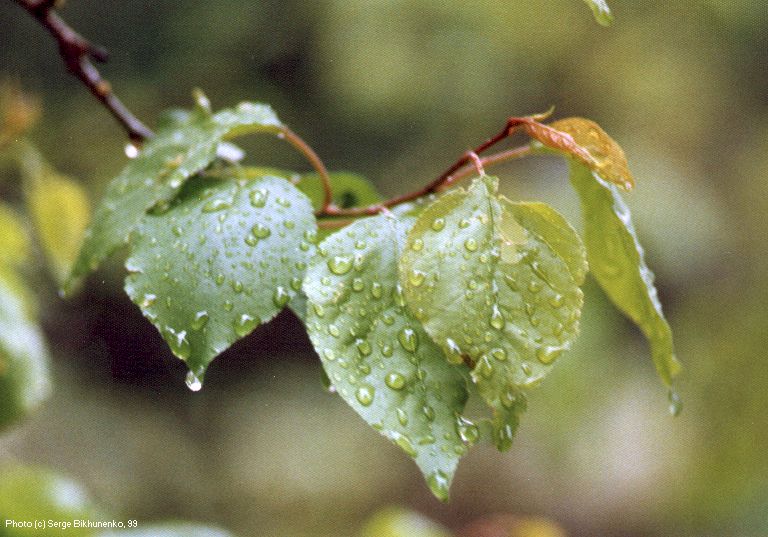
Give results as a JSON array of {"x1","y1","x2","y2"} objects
[
  {"x1": 66, "y1": 98, "x2": 283, "y2": 293},
  {"x1": 568, "y1": 162, "x2": 681, "y2": 387},
  {"x1": 399, "y1": 176, "x2": 586, "y2": 449},
  {"x1": 303, "y1": 214, "x2": 472, "y2": 501},
  {"x1": 124, "y1": 172, "x2": 316, "y2": 384}
]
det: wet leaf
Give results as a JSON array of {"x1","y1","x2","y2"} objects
[
  {"x1": 583, "y1": 0, "x2": 613, "y2": 26},
  {"x1": 124, "y1": 171, "x2": 316, "y2": 384},
  {"x1": 549, "y1": 117, "x2": 634, "y2": 189},
  {"x1": 0, "y1": 269, "x2": 50, "y2": 431},
  {"x1": 304, "y1": 214, "x2": 471, "y2": 501},
  {"x1": 67, "y1": 98, "x2": 283, "y2": 293},
  {"x1": 568, "y1": 162, "x2": 681, "y2": 386},
  {"x1": 399, "y1": 176, "x2": 585, "y2": 450},
  {"x1": 0, "y1": 465, "x2": 97, "y2": 536}
]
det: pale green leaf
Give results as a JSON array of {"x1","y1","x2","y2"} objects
[
  {"x1": 399, "y1": 176, "x2": 584, "y2": 449},
  {"x1": 360, "y1": 507, "x2": 452, "y2": 537},
  {"x1": 583, "y1": 0, "x2": 613, "y2": 26},
  {"x1": 0, "y1": 202, "x2": 30, "y2": 268},
  {"x1": 124, "y1": 171, "x2": 316, "y2": 384},
  {"x1": 0, "y1": 269, "x2": 50, "y2": 431},
  {"x1": 568, "y1": 162, "x2": 681, "y2": 386},
  {"x1": 303, "y1": 214, "x2": 471, "y2": 501},
  {"x1": 0, "y1": 465, "x2": 98, "y2": 536},
  {"x1": 67, "y1": 100, "x2": 282, "y2": 293},
  {"x1": 24, "y1": 163, "x2": 91, "y2": 284}
]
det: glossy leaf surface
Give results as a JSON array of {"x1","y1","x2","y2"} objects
[
  {"x1": 304, "y1": 214, "x2": 471, "y2": 501},
  {"x1": 399, "y1": 176, "x2": 585, "y2": 448},
  {"x1": 67, "y1": 99, "x2": 282, "y2": 292},
  {"x1": 568, "y1": 162, "x2": 681, "y2": 386},
  {"x1": 124, "y1": 172, "x2": 316, "y2": 383}
]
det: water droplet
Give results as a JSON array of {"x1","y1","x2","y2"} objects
[
  {"x1": 356, "y1": 339, "x2": 372, "y2": 357},
  {"x1": 371, "y1": 282, "x2": 383, "y2": 299},
  {"x1": 394, "y1": 434, "x2": 417, "y2": 457},
  {"x1": 464, "y1": 238, "x2": 478, "y2": 252},
  {"x1": 410, "y1": 238, "x2": 424, "y2": 251},
  {"x1": 549, "y1": 294, "x2": 565, "y2": 308},
  {"x1": 191, "y1": 311, "x2": 209, "y2": 330},
  {"x1": 352, "y1": 278, "x2": 365, "y2": 292},
  {"x1": 445, "y1": 338, "x2": 464, "y2": 365},
  {"x1": 234, "y1": 314, "x2": 259, "y2": 337},
  {"x1": 408, "y1": 269, "x2": 426, "y2": 287},
  {"x1": 355, "y1": 384, "x2": 375, "y2": 406},
  {"x1": 668, "y1": 390, "x2": 683, "y2": 417},
  {"x1": 251, "y1": 223, "x2": 271, "y2": 239},
  {"x1": 476, "y1": 355, "x2": 494, "y2": 378},
  {"x1": 398, "y1": 327, "x2": 419, "y2": 352},
  {"x1": 456, "y1": 417, "x2": 479, "y2": 444},
  {"x1": 124, "y1": 142, "x2": 139, "y2": 159},
  {"x1": 491, "y1": 348, "x2": 507, "y2": 361},
  {"x1": 322, "y1": 348, "x2": 336, "y2": 361},
  {"x1": 202, "y1": 198, "x2": 232, "y2": 212},
  {"x1": 490, "y1": 305, "x2": 506, "y2": 330},
  {"x1": 422, "y1": 405, "x2": 435, "y2": 421},
  {"x1": 385, "y1": 372, "x2": 406, "y2": 390},
  {"x1": 528, "y1": 281, "x2": 542, "y2": 293},
  {"x1": 431, "y1": 217, "x2": 445, "y2": 231},
  {"x1": 158, "y1": 324, "x2": 188, "y2": 356},
  {"x1": 185, "y1": 370, "x2": 203, "y2": 392},
  {"x1": 427, "y1": 471, "x2": 450, "y2": 501},
  {"x1": 536, "y1": 345, "x2": 562, "y2": 365},
  {"x1": 521, "y1": 362, "x2": 533, "y2": 376},
  {"x1": 459, "y1": 218, "x2": 470, "y2": 229},
  {"x1": 273, "y1": 286, "x2": 290, "y2": 308},
  {"x1": 501, "y1": 388, "x2": 518, "y2": 409},
  {"x1": 328, "y1": 255, "x2": 353, "y2": 275},
  {"x1": 140, "y1": 293, "x2": 157, "y2": 308},
  {"x1": 249, "y1": 189, "x2": 267, "y2": 208},
  {"x1": 396, "y1": 408, "x2": 409, "y2": 426}
]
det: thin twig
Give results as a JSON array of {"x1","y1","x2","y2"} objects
[
  {"x1": 279, "y1": 127, "x2": 333, "y2": 213},
  {"x1": 320, "y1": 114, "x2": 540, "y2": 218},
  {"x1": 13, "y1": 0, "x2": 153, "y2": 142}
]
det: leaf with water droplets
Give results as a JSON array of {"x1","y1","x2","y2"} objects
[
  {"x1": 66, "y1": 97, "x2": 283, "y2": 293},
  {"x1": 568, "y1": 162, "x2": 681, "y2": 387},
  {"x1": 583, "y1": 0, "x2": 613, "y2": 26},
  {"x1": 304, "y1": 214, "x2": 471, "y2": 501},
  {"x1": 124, "y1": 170, "x2": 316, "y2": 383},
  {"x1": 399, "y1": 176, "x2": 585, "y2": 450},
  {"x1": 0, "y1": 269, "x2": 51, "y2": 431}
]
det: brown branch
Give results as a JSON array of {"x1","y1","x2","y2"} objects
[
  {"x1": 13, "y1": 0, "x2": 153, "y2": 142},
  {"x1": 320, "y1": 114, "x2": 542, "y2": 218}
]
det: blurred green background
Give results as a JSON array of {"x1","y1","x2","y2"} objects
[{"x1": 1, "y1": 0, "x2": 767, "y2": 535}]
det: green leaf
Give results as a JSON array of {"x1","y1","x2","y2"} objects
[
  {"x1": 0, "y1": 269, "x2": 50, "y2": 431},
  {"x1": 360, "y1": 507, "x2": 452, "y2": 537},
  {"x1": 97, "y1": 525, "x2": 236, "y2": 537},
  {"x1": 22, "y1": 156, "x2": 91, "y2": 284},
  {"x1": 124, "y1": 171, "x2": 316, "y2": 384},
  {"x1": 0, "y1": 203, "x2": 30, "y2": 268},
  {"x1": 583, "y1": 0, "x2": 613, "y2": 26},
  {"x1": 66, "y1": 99, "x2": 282, "y2": 294},
  {"x1": 297, "y1": 171, "x2": 382, "y2": 211},
  {"x1": 399, "y1": 176, "x2": 585, "y2": 450},
  {"x1": 0, "y1": 465, "x2": 99, "y2": 536},
  {"x1": 303, "y1": 214, "x2": 471, "y2": 501},
  {"x1": 568, "y1": 162, "x2": 681, "y2": 387}
]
